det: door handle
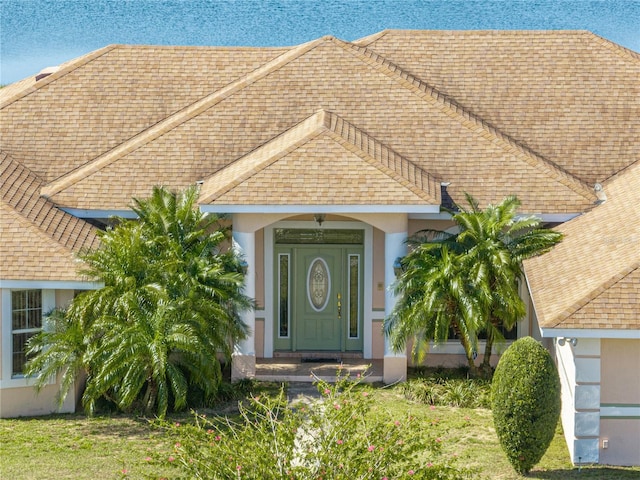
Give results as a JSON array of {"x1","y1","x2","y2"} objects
[{"x1": 337, "y1": 293, "x2": 342, "y2": 319}]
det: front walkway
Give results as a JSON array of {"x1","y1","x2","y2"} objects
[{"x1": 255, "y1": 358, "x2": 383, "y2": 383}]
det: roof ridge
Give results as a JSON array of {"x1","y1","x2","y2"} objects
[
  {"x1": 551, "y1": 261, "x2": 640, "y2": 327},
  {"x1": 0, "y1": 152, "x2": 99, "y2": 252},
  {"x1": 582, "y1": 31, "x2": 640, "y2": 63},
  {"x1": 351, "y1": 29, "x2": 391, "y2": 47},
  {"x1": 604, "y1": 158, "x2": 640, "y2": 186},
  {"x1": 335, "y1": 38, "x2": 597, "y2": 202},
  {"x1": 0, "y1": 45, "x2": 119, "y2": 109},
  {"x1": 41, "y1": 37, "x2": 328, "y2": 200},
  {"x1": 323, "y1": 112, "x2": 440, "y2": 203},
  {"x1": 198, "y1": 110, "x2": 327, "y2": 203}
]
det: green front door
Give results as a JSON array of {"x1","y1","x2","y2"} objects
[
  {"x1": 274, "y1": 238, "x2": 364, "y2": 353},
  {"x1": 296, "y1": 247, "x2": 342, "y2": 350}
]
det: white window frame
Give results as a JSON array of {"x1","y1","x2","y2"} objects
[{"x1": 1, "y1": 289, "x2": 55, "y2": 388}]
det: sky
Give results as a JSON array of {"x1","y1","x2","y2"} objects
[{"x1": 1, "y1": 0, "x2": 639, "y2": 85}]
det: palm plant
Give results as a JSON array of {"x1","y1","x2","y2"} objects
[
  {"x1": 454, "y1": 195, "x2": 562, "y2": 374},
  {"x1": 385, "y1": 194, "x2": 561, "y2": 377},
  {"x1": 385, "y1": 242, "x2": 486, "y2": 376},
  {"x1": 27, "y1": 186, "x2": 251, "y2": 417}
]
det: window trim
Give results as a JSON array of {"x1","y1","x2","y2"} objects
[{"x1": 1, "y1": 289, "x2": 55, "y2": 388}]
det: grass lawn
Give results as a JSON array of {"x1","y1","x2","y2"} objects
[{"x1": 1, "y1": 383, "x2": 638, "y2": 479}]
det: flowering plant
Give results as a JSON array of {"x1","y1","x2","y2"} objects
[{"x1": 155, "y1": 369, "x2": 472, "y2": 479}]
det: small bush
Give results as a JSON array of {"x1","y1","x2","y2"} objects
[
  {"x1": 155, "y1": 369, "x2": 474, "y2": 479},
  {"x1": 401, "y1": 371, "x2": 491, "y2": 409},
  {"x1": 491, "y1": 337, "x2": 561, "y2": 474}
]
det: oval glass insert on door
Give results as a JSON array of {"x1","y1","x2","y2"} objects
[{"x1": 307, "y1": 258, "x2": 330, "y2": 311}]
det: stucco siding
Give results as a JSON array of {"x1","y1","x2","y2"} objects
[
  {"x1": 600, "y1": 339, "x2": 640, "y2": 405},
  {"x1": 556, "y1": 339, "x2": 602, "y2": 464},
  {"x1": 0, "y1": 288, "x2": 79, "y2": 418},
  {"x1": 598, "y1": 339, "x2": 640, "y2": 466},
  {"x1": 0, "y1": 380, "x2": 75, "y2": 417},
  {"x1": 599, "y1": 419, "x2": 640, "y2": 466}
]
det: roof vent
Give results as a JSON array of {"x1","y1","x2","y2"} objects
[
  {"x1": 35, "y1": 66, "x2": 60, "y2": 81},
  {"x1": 594, "y1": 183, "x2": 607, "y2": 204}
]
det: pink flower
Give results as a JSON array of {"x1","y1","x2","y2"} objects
[
  {"x1": 368, "y1": 445, "x2": 375, "y2": 452},
  {"x1": 333, "y1": 403, "x2": 341, "y2": 410},
  {"x1": 337, "y1": 439, "x2": 343, "y2": 445},
  {"x1": 175, "y1": 442, "x2": 181, "y2": 448},
  {"x1": 324, "y1": 388, "x2": 331, "y2": 395},
  {"x1": 362, "y1": 391, "x2": 369, "y2": 397},
  {"x1": 408, "y1": 470, "x2": 415, "y2": 476},
  {"x1": 168, "y1": 456, "x2": 175, "y2": 463},
  {"x1": 430, "y1": 405, "x2": 435, "y2": 410},
  {"x1": 144, "y1": 456, "x2": 151, "y2": 462},
  {"x1": 207, "y1": 429, "x2": 214, "y2": 434},
  {"x1": 394, "y1": 420, "x2": 401, "y2": 426},
  {"x1": 175, "y1": 422, "x2": 181, "y2": 427},
  {"x1": 121, "y1": 469, "x2": 128, "y2": 474},
  {"x1": 436, "y1": 438, "x2": 441, "y2": 443},
  {"x1": 236, "y1": 465, "x2": 242, "y2": 471},
  {"x1": 427, "y1": 462, "x2": 433, "y2": 467},
  {"x1": 215, "y1": 435, "x2": 221, "y2": 441}
]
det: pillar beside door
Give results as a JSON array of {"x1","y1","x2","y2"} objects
[
  {"x1": 231, "y1": 225, "x2": 256, "y2": 381},
  {"x1": 383, "y1": 217, "x2": 408, "y2": 384}
]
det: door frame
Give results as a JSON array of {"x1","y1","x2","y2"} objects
[
  {"x1": 274, "y1": 244, "x2": 364, "y2": 352},
  {"x1": 264, "y1": 220, "x2": 374, "y2": 358}
]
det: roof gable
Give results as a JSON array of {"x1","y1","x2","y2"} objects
[
  {"x1": 0, "y1": 202, "x2": 87, "y2": 282},
  {"x1": 0, "y1": 151, "x2": 98, "y2": 282},
  {"x1": 199, "y1": 110, "x2": 440, "y2": 206},
  {"x1": 524, "y1": 160, "x2": 640, "y2": 330}
]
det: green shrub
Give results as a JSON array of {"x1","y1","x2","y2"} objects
[
  {"x1": 491, "y1": 337, "x2": 561, "y2": 474},
  {"x1": 155, "y1": 369, "x2": 474, "y2": 479},
  {"x1": 401, "y1": 372, "x2": 491, "y2": 409}
]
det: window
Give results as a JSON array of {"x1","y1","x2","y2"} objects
[
  {"x1": 348, "y1": 254, "x2": 360, "y2": 338},
  {"x1": 11, "y1": 289, "x2": 42, "y2": 376},
  {"x1": 278, "y1": 254, "x2": 290, "y2": 338}
]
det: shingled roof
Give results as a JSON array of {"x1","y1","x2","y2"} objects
[
  {"x1": 0, "y1": 152, "x2": 99, "y2": 282},
  {"x1": 524, "y1": 160, "x2": 640, "y2": 331},
  {"x1": 0, "y1": 30, "x2": 637, "y2": 284},
  {"x1": 355, "y1": 30, "x2": 640, "y2": 185}
]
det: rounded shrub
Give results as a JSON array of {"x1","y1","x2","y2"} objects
[{"x1": 491, "y1": 336, "x2": 561, "y2": 475}]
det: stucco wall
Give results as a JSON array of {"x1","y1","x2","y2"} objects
[
  {"x1": 600, "y1": 339, "x2": 640, "y2": 404},
  {"x1": 599, "y1": 339, "x2": 640, "y2": 466},
  {"x1": 556, "y1": 338, "x2": 601, "y2": 464},
  {"x1": 1, "y1": 288, "x2": 78, "y2": 418},
  {"x1": 0, "y1": 378, "x2": 75, "y2": 417},
  {"x1": 600, "y1": 418, "x2": 640, "y2": 466}
]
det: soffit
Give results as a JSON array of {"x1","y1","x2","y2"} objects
[
  {"x1": 524, "y1": 161, "x2": 640, "y2": 329},
  {"x1": 358, "y1": 30, "x2": 640, "y2": 185}
]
